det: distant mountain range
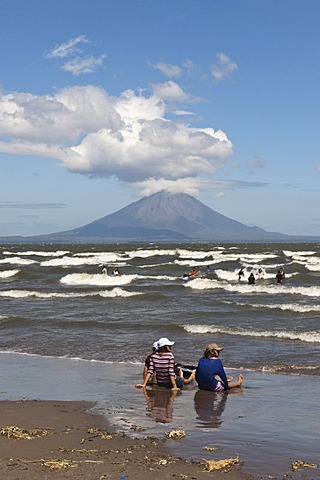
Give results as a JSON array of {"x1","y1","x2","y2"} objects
[{"x1": 2, "y1": 191, "x2": 319, "y2": 243}]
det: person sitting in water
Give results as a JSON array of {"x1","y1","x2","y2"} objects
[
  {"x1": 143, "y1": 341, "x2": 158, "y2": 384},
  {"x1": 112, "y1": 267, "x2": 121, "y2": 276},
  {"x1": 189, "y1": 267, "x2": 199, "y2": 277},
  {"x1": 248, "y1": 272, "x2": 256, "y2": 285},
  {"x1": 195, "y1": 343, "x2": 244, "y2": 392},
  {"x1": 135, "y1": 337, "x2": 183, "y2": 391}
]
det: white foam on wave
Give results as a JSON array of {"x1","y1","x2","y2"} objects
[
  {"x1": 0, "y1": 288, "x2": 142, "y2": 299},
  {"x1": 0, "y1": 289, "x2": 85, "y2": 299},
  {"x1": 3, "y1": 250, "x2": 69, "y2": 257},
  {"x1": 125, "y1": 248, "x2": 178, "y2": 259},
  {"x1": 138, "y1": 262, "x2": 172, "y2": 268},
  {"x1": 175, "y1": 250, "x2": 279, "y2": 266},
  {"x1": 75, "y1": 252, "x2": 123, "y2": 260},
  {"x1": 0, "y1": 269, "x2": 19, "y2": 279},
  {"x1": 41, "y1": 255, "x2": 127, "y2": 267},
  {"x1": 238, "y1": 253, "x2": 278, "y2": 262},
  {"x1": 176, "y1": 249, "x2": 217, "y2": 260},
  {"x1": 182, "y1": 324, "x2": 320, "y2": 343},
  {"x1": 98, "y1": 288, "x2": 143, "y2": 298},
  {"x1": 283, "y1": 250, "x2": 316, "y2": 257},
  {"x1": 186, "y1": 277, "x2": 320, "y2": 297},
  {"x1": 60, "y1": 273, "x2": 139, "y2": 286},
  {"x1": 0, "y1": 257, "x2": 37, "y2": 266},
  {"x1": 174, "y1": 259, "x2": 217, "y2": 267},
  {"x1": 305, "y1": 264, "x2": 320, "y2": 272},
  {"x1": 223, "y1": 300, "x2": 320, "y2": 313},
  {"x1": 144, "y1": 274, "x2": 177, "y2": 281}
]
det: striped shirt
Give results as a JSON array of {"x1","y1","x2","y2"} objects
[{"x1": 148, "y1": 352, "x2": 176, "y2": 384}]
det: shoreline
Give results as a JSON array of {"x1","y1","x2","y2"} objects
[
  {"x1": 0, "y1": 399, "x2": 254, "y2": 480},
  {"x1": 1, "y1": 352, "x2": 320, "y2": 479}
]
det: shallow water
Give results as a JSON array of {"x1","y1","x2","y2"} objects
[{"x1": 0, "y1": 352, "x2": 319, "y2": 479}]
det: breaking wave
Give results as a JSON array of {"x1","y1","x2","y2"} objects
[{"x1": 182, "y1": 324, "x2": 320, "y2": 343}]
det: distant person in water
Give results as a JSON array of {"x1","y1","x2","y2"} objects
[
  {"x1": 238, "y1": 267, "x2": 244, "y2": 281},
  {"x1": 276, "y1": 268, "x2": 285, "y2": 284},
  {"x1": 195, "y1": 343, "x2": 243, "y2": 392},
  {"x1": 189, "y1": 267, "x2": 199, "y2": 277},
  {"x1": 248, "y1": 272, "x2": 256, "y2": 285},
  {"x1": 256, "y1": 267, "x2": 265, "y2": 280},
  {"x1": 112, "y1": 267, "x2": 121, "y2": 276},
  {"x1": 101, "y1": 265, "x2": 107, "y2": 274}
]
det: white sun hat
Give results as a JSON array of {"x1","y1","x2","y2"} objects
[{"x1": 157, "y1": 337, "x2": 175, "y2": 348}]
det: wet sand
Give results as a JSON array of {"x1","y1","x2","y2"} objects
[{"x1": 0, "y1": 399, "x2": 254, "y2": 480}]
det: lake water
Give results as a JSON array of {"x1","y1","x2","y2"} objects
[{"x1": 1, "y1": 242, "x2": 319, "y2": 478}]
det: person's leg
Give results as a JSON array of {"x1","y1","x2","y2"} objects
[
  {"x1": 157, "y1": 381, "x2": 173, "y2": 389},
  {"x1": 176, "y1": 376, "x2": 184, "y2": 389},
  {"x1": 228, "y1": 374, "x2": 244, "y2": 389}
]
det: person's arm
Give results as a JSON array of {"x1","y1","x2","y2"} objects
[
  {"x1": 170, "y1": 374, "x2": 180, "y2": 391},
  {"x1": 183, "y1": 370, "x2": 196, "y2": 384},
  {"x1": 136, "y1": 356, "x2": 154, "y2": 388},
  {"x1": 136, "y1": 371, "x2": 151, "y2": 389},
  {"x1": 143, "y1": 365, "x2": 148, "y2": 380},
  {"x1": 169, "y1": 356, "x2": 180, "y2": 390}
]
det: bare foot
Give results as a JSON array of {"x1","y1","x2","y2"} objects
[{"x1": 238, "y1": 374, "x2": 244, "y2": 386}]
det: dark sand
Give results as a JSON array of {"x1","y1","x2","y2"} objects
[{"x1": 0, "y1": 400, "x2": 254, "y2": 480}]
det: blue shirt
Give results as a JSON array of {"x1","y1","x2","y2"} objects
[{"x1": 195, "y1": 357, "x2": 229, "y2": 391}]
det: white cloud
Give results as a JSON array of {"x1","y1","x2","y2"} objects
[
  {"x1": 210, "y1": 52, "x2": 238, "y2": 81},
  {"x1": 132, "y1": 178, "x2": 266, "y2": 197},
  {"x1": 173, "y1": 109, "x2": 195, "y2": 116},
  {"x1": 151, "y1": 62, "x2": 182, "y2": 78},
  {"x1": 151, "y1": 81, "x2": 190, "y2": 101},
  {"x1": 0, "y1": 85, "x2": 233, "y2": 187},
  {"x1": 0, "y1": 86, "x2": 120, "y2": 143},
  {"x1": 62, "y1": 54, "x2": 106, "y2": 76},
  {"x1": 46, "y1": 36, "x2": 106, "y2": 76},
  {"x1": 46, "y1": 35, "x2": 89, "y2": 59},
  {"x1": 133, "y1": 178, "x2": 206, "y2": 197}
]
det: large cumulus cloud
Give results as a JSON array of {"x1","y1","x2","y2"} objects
[{"x1": 0, "y1": 84, "x2": 233, "y2": 186}]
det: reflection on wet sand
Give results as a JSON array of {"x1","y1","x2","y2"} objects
[
  {"x1": 142, "y1": 387, "x2": 179, "y2": 424},
  {"x1": 194, "y1": 389, "x2": 243, "y2": 428}
]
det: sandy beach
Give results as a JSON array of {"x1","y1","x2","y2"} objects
[{"x1": 0, "y1": 399, "x2": 255, "y2": 480}]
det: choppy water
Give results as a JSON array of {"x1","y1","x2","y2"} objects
[{"x1": 1, "y1": 242, "x2": 319, "y2": 376}]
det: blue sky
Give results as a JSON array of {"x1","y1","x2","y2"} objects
[{"x1": 1, "y1": 0, "x2": 320, "y2": 237}]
